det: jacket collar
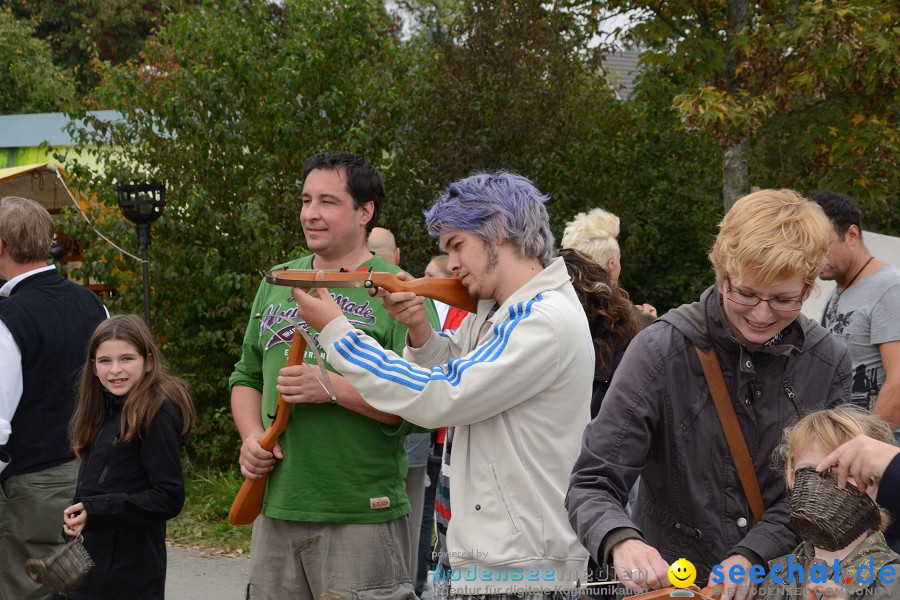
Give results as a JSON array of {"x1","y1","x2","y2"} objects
[
  {"x1": 102, "y1": 388, "x2": 127, "y2": 416},
  {"x1": 662, "y1": 285, "x2": 826, "y2": 357},
  {"x1": 0, "y1": 265, "x2": 57, "y2": 297},
  {"x1": 477, "y1": 256, "x2": 570, "y2": 323}
]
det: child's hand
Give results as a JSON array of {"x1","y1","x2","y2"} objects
[
  {"x1": 805, "y1": 580, "x2": 849, "y2": 600},
  {"x1": 63, "y1": 502, "x2": 87, "y2": 537}
]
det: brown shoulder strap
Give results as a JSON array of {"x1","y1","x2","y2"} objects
[{"x1": 693, "y1": 345, "x2": 766, "y2": 522}]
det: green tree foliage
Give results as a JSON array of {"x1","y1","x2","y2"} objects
[
  {"x1": 0, "y1": 9, "x2": 75, "y2": 113},
  {"x1": 0, "y1": 0, "x2": 171, "y2": 96},
  {"x1": 388, "y1": 0, "x2": 615, "y2": 269},
  {"x1": 747, "y1": 5, "x2": 898, "y2": 231},
  {"x1": 577, "y1": 74, "x2": 724, "y2": 308},
  {"x1": 391, "y1": 0, "x2": 721, "y2": 303},
  {"x1": 58, "y1": 0, "x2": 407, "y2": 467},
  {"x1": 597, "y1": 0, "x2": 898, "y2": 216}
]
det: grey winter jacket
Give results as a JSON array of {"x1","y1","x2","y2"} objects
[{"x1": 566, "y1": 286, "x2": 852, "y2": 584}]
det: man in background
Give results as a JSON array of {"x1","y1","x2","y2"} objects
[
  {"x1": 813, "y1": 190, "x2": 900, "y2": 552},
  {"x1": 0, "y1": 196, "x2": 106, "y2": 600},
  {"x1": 813, "y1": 191, "x2": 900, "y2": 428},
  {"x1": 368, "y1": 226, "x2": 401, "y2": 265}
]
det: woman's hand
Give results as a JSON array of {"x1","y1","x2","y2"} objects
[
  {"x1": 716, "y1": 555, "x2": 756, "y2": 600},
  {"x1": 635, "y1": 303, "x2": 657, "y2": 318},
  {"x1": 818, "y1": 434, "x2": 900, "y2": 495},
  {"x1": 610, "y1": 538, "x2": 671, "y2": 592}
]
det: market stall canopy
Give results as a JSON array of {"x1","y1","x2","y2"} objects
[
  {"x1": 0, "y1": 162, "x2": 83, "y2": 213},
  {"x1": 0, "y1": 162, "x2": 102, "y2": 264}
]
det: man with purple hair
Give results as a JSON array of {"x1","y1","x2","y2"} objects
[{"x1": 291, "y1": 172, "x2": 593, "y2": 598}]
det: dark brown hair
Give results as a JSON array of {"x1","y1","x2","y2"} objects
[
  {"x1": 69, "y1": 315, "x2": 196, "y2": 458},
  {"x1": 559, "y1": 248, "x2": 638, "y2": 372}
]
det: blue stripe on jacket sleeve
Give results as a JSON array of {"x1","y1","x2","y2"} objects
[
  {"x1": 333, "y1": 294, "x2": 542, "y2": 391},
  {"x1": 443, "y1": 297, "x2": 537, "y2": 385},
  {"x1": 443, "y1": 303, "x2": 521, "y2": 381},
  {"x1": 333, "y1": 332, "x2": 434, "y2": 390}
]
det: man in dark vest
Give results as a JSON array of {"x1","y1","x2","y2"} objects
[{"x1": 0, "y1": 196, "x2": 107, "y2": 599}]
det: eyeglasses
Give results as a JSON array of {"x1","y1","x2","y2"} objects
[{"x1": 725, "y1": 277, "x2": 807, "y2": 313}]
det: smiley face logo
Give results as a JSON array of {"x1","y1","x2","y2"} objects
[{"x1": 668, "y1": 558, "x2": 697, "y2": 589}]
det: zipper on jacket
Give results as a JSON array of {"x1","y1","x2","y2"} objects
[
  {"x1": 490, "y1": 465, "x2": 520, "y2": 533},
  {"x1": 97, "y1": 434, "x2": 119, "y2": 485},
  {"x1": 74, "y1": 448, "x2": 94, "y2": 499},
  {"x1": 673, "y1": 521, "x2": 703, "y2": 539},
  {"x1": 783, "y1": 380, "x2": 796, "y2": 400}
]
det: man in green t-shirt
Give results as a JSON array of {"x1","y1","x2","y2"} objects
[{"x1": 230, "y1": 151, "x2": 433, "y2": 599}]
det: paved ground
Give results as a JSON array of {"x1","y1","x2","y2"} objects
[
  {"x1": 165, "y1": 544, "x2": 436, "y2": 599},
  {"x1": 166, "y1": 544, "x2": 250, "y2": 599}
]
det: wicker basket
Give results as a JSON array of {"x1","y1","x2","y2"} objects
[
  {"x1": 789, "y1": 466, "x2": 881, "y2": 551},
  {"x1": 23, "y1": 534, "x2": 94, "y2": 593}
]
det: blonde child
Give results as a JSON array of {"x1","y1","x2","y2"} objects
[
  {"x1": 61, "y1": 315, "x2": 195, "y2": 599},
  {"x1": 767, "y1": 405, "x2": 900, "y2": 599}
]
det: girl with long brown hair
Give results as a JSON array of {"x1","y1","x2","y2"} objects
[{"x1": 61, "y1": 314, "x2": 195, "y2": 599}]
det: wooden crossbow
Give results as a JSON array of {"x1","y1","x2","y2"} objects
[{"x1": 227, "y1": 269, "x2": 475, "y2": 525}]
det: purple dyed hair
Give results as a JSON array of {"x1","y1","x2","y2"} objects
[{"x1": 425, "y1": 172, "x2": 555, "y2": 265}]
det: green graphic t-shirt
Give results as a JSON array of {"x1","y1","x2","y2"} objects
[{"x1": 229, "y1": 253, "x2": 438, "y2": 522}]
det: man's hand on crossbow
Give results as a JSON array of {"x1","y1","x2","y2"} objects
[
  {"x1": 238, "y1": 431, "x2": 283, "y2": 479},
  {"x1": 278, "y1": 363, "x2": 334, "y2": 405}
]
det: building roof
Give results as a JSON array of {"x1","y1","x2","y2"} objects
[
  {"x1": 0, "y1": 111, "x2": 121, "y2": 148},
  {"x1": 601, "y1": 49, "x2": 642, "y2": 100}
]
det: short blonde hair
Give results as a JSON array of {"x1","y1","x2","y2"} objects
[
  {"x1": 561, "y1": 207, "x2": 620, "y2": 266},
  {"x1": 709, "y1": 189, "x2": 830, "y2": 287},
  {"x1": 775, "y1": 405, "x2": 894, "y2": 530},
  {"x1": 0, "y1": 196, "x2": 54, "y2": 263}
]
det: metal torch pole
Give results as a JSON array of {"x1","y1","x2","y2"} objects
[{"x1": 137, "y1": 223, "x2": 152, "y2": 328}]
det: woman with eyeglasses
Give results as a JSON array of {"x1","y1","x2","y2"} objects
[{"x1": 566, "y1": 189, "x2": 852, "y2": 600}]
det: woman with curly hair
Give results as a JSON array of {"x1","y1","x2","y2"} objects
[{"x1": 559, "y1": 248, "x2": 639, "y2": 418}]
